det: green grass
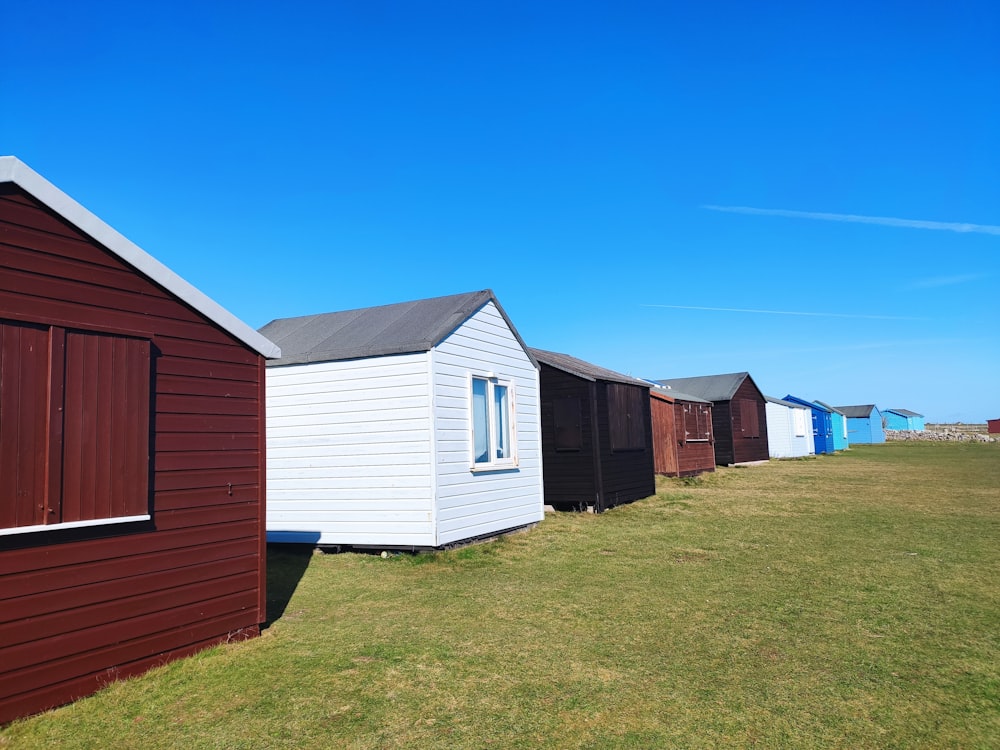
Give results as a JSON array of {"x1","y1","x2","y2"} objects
[{"x1": 3, "y1": 443, "x2": 999, "y2": 748}]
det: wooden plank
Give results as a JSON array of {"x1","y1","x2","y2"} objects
[
  {"x1": 0, "y1": 521, "x2": 259, "y2": 577},
  {"x1": 1, "y1": 537, "x2": 258, "y2": 599},
  {"x1": 1, "y1": 230, "x2": 171, "y2": 295},
  {"x1": 0, "y1": 622, "x2": 258, "y2": 725},
  {"x1": 1, "y1": 569, "x2": 259, "y2": 648},
  {"x1": 0, "y1": 601, "x2": 259, "y2": 697}
]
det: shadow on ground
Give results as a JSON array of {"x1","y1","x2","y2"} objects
[{"x1": 265, "y1": 543, "x2": 315, "y2": 628}]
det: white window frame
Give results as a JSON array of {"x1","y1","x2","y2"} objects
[{"x1": 469, "y1": 373, "x2": 518, "y2": 471}]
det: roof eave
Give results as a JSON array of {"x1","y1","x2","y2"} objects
[{"x1": 0, "y1": 156, "x2": 280, "y2": 360}]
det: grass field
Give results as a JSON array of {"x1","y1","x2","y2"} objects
[{"x1": 2, "y1": 442, "x2": 998, "y2": 749}]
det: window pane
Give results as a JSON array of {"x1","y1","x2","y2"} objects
[
  {"x1": 472, "y1": 377, "x2": 490, "y2": 464},
  {"x1": 493, "y1": 384, "x2": 510, "y2": 459}
]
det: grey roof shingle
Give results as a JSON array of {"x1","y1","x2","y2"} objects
[
  {"x1": 835, "y1": 405, "x2": 878, "y2": 418},
  {"x1": 652, "y1": 387, "x2": 712, "y2": 404},
  {"x1": 653, "y1": 372, "x2": 751, "y2": 402},
  {"x1": 529, "y1": 348, "x2": 649, "y2": 387},
  {"x1": 885, "y1": 408, "x2": 923, "y2": 417},
  {"x1": 261, "y1": 290, "x2": 531, "y2": 366}
]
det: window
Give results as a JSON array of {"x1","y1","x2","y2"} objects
[
  {"x1": 683, "y1": 403, "x2": 711, "y2": 442},
  {"x1": 471, "y1": 375, "x2": 516, "y2": 469},
  {"x1": 607, "y1": 383, "x2": 647, "y2": 451},
  {"x1": 739, "y1": 398, "x2": 760, "y2": 438},
  {"x1": 0, "y1": 319, "x2": 151, "y2": 535},
  {"x1": 554, "y1": 396, "x2": 583, "y2": 451}
]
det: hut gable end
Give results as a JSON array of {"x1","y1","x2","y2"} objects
[{"x1": 0, "y1": 157, "x2": 274, "y2": 724}]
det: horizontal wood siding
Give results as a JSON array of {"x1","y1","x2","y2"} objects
[
  {"x1": 266, "y1": 354, "x2": 436, "y2": 547},
  {"x1": 729, "y1": 378, "x2": 770, "y2": 463},
  {"x1": 431, "y1": 301, "x2": 543, "y2": 546},
  {"x1": 0, "y1": 187, "x2": 265, "y2": 723},
  {"x1": 537, "y1": 367, "x2": 597, "y2": 508}
]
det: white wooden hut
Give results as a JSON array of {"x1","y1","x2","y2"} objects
[
  {"x1": 765, "y1": 396, "x2": 815, "y2": 458},
  {"x1": 259, "y1": 290, "x2": 543, "y2": 549}
]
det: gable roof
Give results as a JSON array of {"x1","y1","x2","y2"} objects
[
  {"x1": 529, "y1": 348, "x2": 649, "y2": 387},
  {"x1": 814, "y1": 400, "x2": 846, "y2": 415},
  {"x1": 784, "y1": 394, "x2": 832, "y2": 412},
  {"x1": 262, "y1": 290, "x2": 533, "y2": 367},
  {"x1": 0, "y1": 156, "x2": 279, "y2": 359},
  {"x1": 836, "y1": 404, "x2": 879, "y2": 418},
  {"x1": 654, "y1": 372, "x2": 753, "y2": 402},
  {"x1": 766, "y1": 395, "x2": 810, "y2": 410},
  {"x1": 885, "y1": 408, "x2": 923, "y2": 418},
  {"x1": 651, "y1": 387, "x2": 711, "y2": 405}
]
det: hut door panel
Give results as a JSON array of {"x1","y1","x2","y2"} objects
[
  {"x1": 0, "y1": 320, "x2": 50, "y2": 528},
  {"x1": 61, "y1": 331, "x2": 151, "y2": 522}
]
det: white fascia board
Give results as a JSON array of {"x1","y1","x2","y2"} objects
[{"x1": 0, "y1": 156, "x2": 281, "y2": 359}]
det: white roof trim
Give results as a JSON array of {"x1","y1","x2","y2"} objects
[{"x1": 0, "y1": 156, "x2": 280, "y2": 359}]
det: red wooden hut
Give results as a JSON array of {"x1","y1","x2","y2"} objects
[
  {"x1": 988, "y1": 419, "x2": 1000, "y2": 435},
  {"x1": 0, "y1": 157, "x2": 280, "y2": 723},
  {"x1": 650, "y1": 388, "x2": 716, "y2": 477},
  {"x1": 653, "y1": 372, "x2": 770, "y2": 466}
]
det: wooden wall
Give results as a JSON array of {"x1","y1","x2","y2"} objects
[
  {"x1": 729, "y1": 378, "x2": 770, "y2": 464},
  {"x1": 537, "y1": 365, "x2": 653, "y2": 512},
  {"x1": 537, "y1": 366, "x2": 597, "y2": 509},
  {"x1": 651, "y1": 394, "x2": 716, "y2": 477},
  {"x1": 0, "y1": 186, "x2": 266, "y2": 723}
]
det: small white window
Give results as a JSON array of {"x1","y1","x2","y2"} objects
[{"x1": 471, "y1": 375, "x2": 517, "y2": 470}]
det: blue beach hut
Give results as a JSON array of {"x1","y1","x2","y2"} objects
[
  {"x1": 836, "y1": 405, "x2": 886, "y2": 444},
  {"x1": 883, "y1": 409, "x2": 925, "y2": 431},
  {"x1": 815, "y1": 401, "x2": 849, "y2": 451}
]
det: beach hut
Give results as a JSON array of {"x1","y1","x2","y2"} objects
[
  {"x1": 0, "y1": 157, "x2": 279, "y2": 723},
  {"x1": 883, "y1": 409, "x2": 926, "y2": 431},
  {"x1": 836, "y1": 405, "x2": 886, "y2": 444},
  {"x1": 764, "y1": 396, "x2": 815, "y2": 458},
  {"x1": 815, "y1": 401, "x2": 850, "y2": 450},
  {"x1": 260, "y1": 290, "x2": 543, "y2": 549},
  {"x1": 782, "y1": 395, "x2": 835, "y2": 454},
  {"x1": 650, "y1": 388, "x2": 716, "y2": 477},
  {"x1": 530, "y1": 348, "x2": 654, "y2": 512},
  {"x1": 654, "y1": 372, "x2": 770, "y2": 466}
]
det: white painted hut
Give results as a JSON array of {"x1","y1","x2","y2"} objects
[
  {"x1": 259, "y1": 290, "x2": 543, "y2": 549},
  {"x1": 765, "y1": 396, "x2": 815, "y2": 458}
]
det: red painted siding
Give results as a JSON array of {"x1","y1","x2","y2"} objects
[
  {"x1": 650, "y1": 392, "x2": 716, "y2": 477},
  {"x1": 0, "y1": 186, "x2": 266, "y2": 723}
]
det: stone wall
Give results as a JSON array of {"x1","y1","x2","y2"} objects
[{"x1": 886, "y1": 428, "x2": 997, "y2": 443}]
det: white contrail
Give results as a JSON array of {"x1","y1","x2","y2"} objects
[
  {"x1": 641, "y1": 304, "x2": 926, "y2": 321},
  {"x1": 702, "y1": 205, "x2": 1000, "y2": 235}
]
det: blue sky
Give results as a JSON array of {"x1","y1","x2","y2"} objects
[{"x1": 4, "y1": 1, "x2": 998, "y2": 422}]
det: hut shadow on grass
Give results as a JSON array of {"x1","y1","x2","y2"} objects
[{"x1": 264, "y1": 542, "x2": 317, "y2": 628}]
